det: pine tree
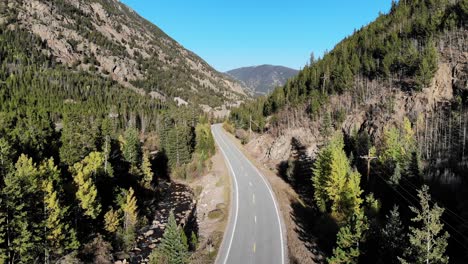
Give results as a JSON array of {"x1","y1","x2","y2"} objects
[
  {"x1": 390, "y1": 163, "x2": 401, "y2": 186},
  {"x1": 72, "y1": 152, "x2": 104, "y2": 219},
  {"x1": 0, "y1": 138, "x2": 14, "y2": 176},
  {"x1": 117, "y1": 187, "x2": 138, "y2": 251},
  {"x1": 379, "y1": 117, "x2": 416, "y2": 170},
  {"x1": 320, "y1": 111, "x2": 333, "y2": 138},
  {"x1": 328, "y1": 212, "x2": 368, "y2": 264},
  {"x1": 104, "y1": 208, "x2": 120, "y2": 234},
  {"x1": 399, "y1": 185, "x2": 449, "y2": 264},
  {"x1": 379, "y1": 205, "x2": 407, "y2": 264},
  {"x1": 195, "y1": 123, "x2": 215, "y2": 160},
  {"x1": 122, "y1": 188, "x2": 138, "y2": 232},
  {"x1": 100, "y1": 119, "x2": 114, "y2": 177},
  {"x1": 3, "y1": 155, "x2": 39, "y2": 264},
  {"x1": 141, "y1": 152, "x2": 153, "y2": 189},
  {"x1": 0, "y1": 139, "x2": 11, "y2": 263},
  {"x1": 158, "y1": 211, "x2": 189, "y2": 264},
  {"x1": 0, "y1": 197, "x2": 6, "y2": 263},
  {"x1": 415, "y1": 42, "x2": 438, "y2": 90},
  {"x1": 313, "y1": 133, "x2": 363, "y2": 221},
  {"x1": 40, "y1": 159, "x2": 79, "y2": 262},
  {"x1": 163, "y1": 125, "x2": 194, "y2": 168},
  {"x1": 121, "y1": 127, "x2": 142, "y2": 167}
]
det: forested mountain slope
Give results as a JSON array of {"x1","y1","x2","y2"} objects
[
  {"x1": 227, "y1": 65, "x2": 299, "y2": 95},
  {"x1": 0, "y1": 0, "x2": 221, "y2": 263},
  {"x1": 0, "y1": 0, "x2": 248, "y2": 107},
  {"x1": 230, "y1": 0, "x2": 468, "y2": 263}
]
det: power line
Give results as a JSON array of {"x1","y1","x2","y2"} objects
[
  {"x1": 395, "y1": 179, "x2": 468, "y2": 244},
  {"x1": 399, "y1": 176, "x2": 468, "y2": 226},
  {"x1": 373, "y1": 173, "x2": 468, "y2": 251}
]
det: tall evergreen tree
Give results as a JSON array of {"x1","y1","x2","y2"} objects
[
  {"x1": 399, "y1": 185, "x2": 449, "y2": 264},
  {"x1": 122, "y1": 188, "x2": 138, "y2": 233},
  {"x1": 71, "y1": 152, "x2": 104, "y2": 219},
  {"x1": 195, "y1": 123, "x2": 215, "y2": 159},
  {"x1": 328, "y1": 211, "x2": 368, "y2": 264},
  {"x1": 0, "y1": 197, "x2": 6, "y2": 263},
  {"x1": 39, "y1": 159, "x2": 79, "y2": 263},
  {"x1": 415, "y1": 41, "x2": 438, "y2": 90},
  {"x1": 379, "y1": 117, "x2": 416, "y2": 173},
  {"x1": 121, "y1": 127, "x2": 142, "y2": 168},
  {"x1": 379, "y1": 205, "x2": 407, "y2": 264},
  {"x1": 390, "y1": 164, "x2": 402, "y2": 186},
  {"x1": 0, "y1": 139, "x2": 12, "y2": 263},
  {"x1": 158, "y1": 211, "x2": 189, "y2": 264},
  {"x1": 0, "y1": 138, "x2": 13, "y2": 176},
  {"x1": 3, "y1": 155, "x2": 39, "y2": 264},
  {"x1": 141, "y1": 152, "x2": 153, "y2": 189},
  {"x1": 312, "y1": 133, "x2": 363, "y2": 221}
]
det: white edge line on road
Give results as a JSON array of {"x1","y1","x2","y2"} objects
[
  {"x1": 212, "y1": 126, "x2": 239, "y2": 264},
  {"x1": 244, "y1": 155, "x2": 286, "y2": 264},
  {"x1": 221, "y1": 128, "x2": 286, "y2": 264}
]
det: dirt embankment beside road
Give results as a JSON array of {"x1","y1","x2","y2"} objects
[{"x1": 189, "y1": 147, "x2": 231, "y2": 263}]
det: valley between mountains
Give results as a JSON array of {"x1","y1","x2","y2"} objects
[{"x1": 0, "y1": 0, "x2": 467, "y2": 264}]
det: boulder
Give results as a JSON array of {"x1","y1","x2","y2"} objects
[{"x1": 144, "y1": 229, "x2": 154, "y2": 238}]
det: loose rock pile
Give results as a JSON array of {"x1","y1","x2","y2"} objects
[{"x1": 116, "y1": 182, "x2": 196, "y2": 264}]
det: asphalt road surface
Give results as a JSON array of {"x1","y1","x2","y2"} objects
[{"x1": 212, "y1": 124, "x2": 285, "y2": 264}]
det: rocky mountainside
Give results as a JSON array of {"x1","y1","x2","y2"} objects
[
  {"x1": 227, "y1": 65, "x2": 298, "y2": 95},
  {"x1": 1, "y1": 0, "x2": 248, "y2": 108}
]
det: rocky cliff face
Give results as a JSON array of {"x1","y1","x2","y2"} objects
[{"x1": 1, "y1": 0, "x2": 248, "y2": 107}]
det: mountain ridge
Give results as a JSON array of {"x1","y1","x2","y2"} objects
[
  {"x1": 227, "y1": 64, "x2": 298, "y2": 95},
  {"x1": 3, "y1": 0, "x2": 249, "y2": 108}
]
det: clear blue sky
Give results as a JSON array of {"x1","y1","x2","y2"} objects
[{"x1": 121, "y1": 0, "x2": 393, "y2": 72}]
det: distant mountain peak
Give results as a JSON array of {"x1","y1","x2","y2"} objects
[{"x1": 226, "y1": 65, "x2": 298, "y2": 96}]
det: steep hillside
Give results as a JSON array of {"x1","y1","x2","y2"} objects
[
  {"x1": 227, "y1": 65, "x2": 298, "y2": 95},
  {"x1": 0, "y1": 1, "x2": 229, "y2": 263},
  {"x1": 1, "y1": 0, "x2": 248, "y2": 107},
  {"x1": 230, "y1": 0, "x2": 468, "y2": 263}
]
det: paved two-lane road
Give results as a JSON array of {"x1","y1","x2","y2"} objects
[{"x1": 212, "y1": 124, "x2": 286, "y2": 264}]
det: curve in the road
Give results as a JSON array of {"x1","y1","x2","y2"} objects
[
  {"x1": 212, "y1": 124, "x2": 286, "y2": 264},
  {"x1": 214, "y1": 129, "x2": 240, "y2": 264}
]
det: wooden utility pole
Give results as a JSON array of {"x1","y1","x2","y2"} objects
[
  {"x1": 249, "y1": 114, "x2": 252, "y2": 138},
  {"x1": 248, "y1": 114, "x2": 260, "y2": 139},
  {"x1": 360, "y1": 149, "x2": 377, "y2": 185},
  {"x1": 104, "y1": 135, "x2": 109, "y2": 174}
]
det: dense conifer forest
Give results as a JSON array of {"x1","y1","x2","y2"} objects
[{"x1": 0, "y1": 21, "x2": 216, "y2": 263}]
